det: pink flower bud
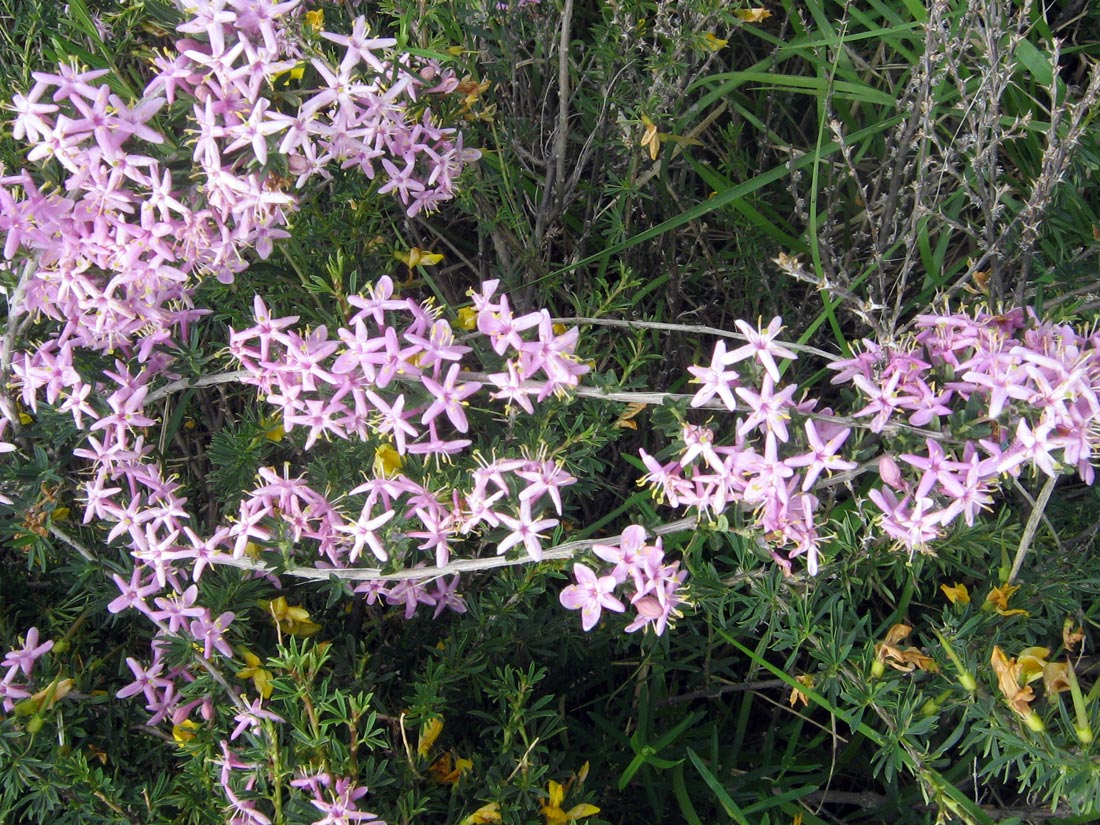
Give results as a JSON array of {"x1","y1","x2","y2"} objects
[{"x1": 879, "y1": 454, "x2": 904, "y2": 489}]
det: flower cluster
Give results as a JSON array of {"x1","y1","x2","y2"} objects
[
  {"x1": 219, "y1": 739, "x2": 384, "y2": 825},
  {"x1": 226, "y1": 275, "x2": 584, "y2": 578},
  {"x1": 470, "y1": 279, "x2": 591, "y2": 409},
  {"x1": 293, "y1": 772, "x2": 381, "y2": 825},
  {"x1": 839, "y1": 309, "x2": 1100, "y2": 548},
  {"x1": 560, "y1": 525, "x2": 687, "y2": 635},
  {"x1": 639, "y1": 317, "x2": 844, "y2": 573},
  {"x1": 646, "y1": 308, "x2": 1100, "y2": 573}
]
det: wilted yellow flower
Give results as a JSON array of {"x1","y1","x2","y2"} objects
[
  {"x1": 640, "y1": 114, "x2": 659, "y2": 160},
  {"x1": 460, "y1": 802, "x2": 502, "y2": 825},
  {"x1": 1044, "y1": 661, "x2": 1072, "y2": 695},
  {"x1": 990, "y1": 645, "x2": 1044, "y2": 730},
  {"x1": 873, "y1": 624, "x2": 939, "y2": 675},
  {"x1": 456, "y1": 76, "x2": 491, "y2": 108},
  {"x1": 429, "y1": 751, "x2": 472, "y2": 784},
  {"x1": 260, "y1": 596, "x2": 321, "y2": 638},
  {"x1": 940, "y1": 582, "x2": 970, "y2": 605},
  {"x1": 1063, "y1": 618, "x2": 1085, "y2": 651},
  {"x1": 25, "y1": 677, "x2": 74, "y2": 714},
  {"x1": 613, "y1": 402, "x2": 646, "y2": 431},
  {"x1": 985, "y1": 584, "x2": 1029, "y2": 617},
  {"x1": 734, "y1": 7, "x2": 772, "y2": 23},
  {"x1": 789, "y1": 674, "x2": 813, "y2": 708}
]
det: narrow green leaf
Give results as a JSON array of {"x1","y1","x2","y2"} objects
[
  {"x1": 686, "y1": 747, "x2": 751, "y2": 825},
  {"x1": 672, "y1": 764, "x2": 705, "y2": 825}
]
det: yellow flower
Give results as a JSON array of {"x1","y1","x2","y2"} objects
[
  {"x1": 457, "y1": 306, "x2": 478, "y2": 330},
  {"x1": 734, "y1": 7, "x2": 772, "y2": 23},
  {"x1": 990, "y1": 645, "x2": 1043, "y2": 730},
  {"x1": 394, "y1": 247, "x2": 444, "y2": 269},
  {"x1": 540, "y1": 780, "x2": 600, "y2": 825},
  {"x1": 428, "y1": 751, "x2": 472, "y2": 784},
  {"x1": 418, "y1": 716, "x2": 444, "y2": 755},
  {"x1": 236, "y1": 647, "x2": 274, "y2": 699},
  {"x1": 460, "y1": 802, "x2": 502, "y2": 825},
  {"x1": 940, "y1": 582, "x2": 970, "y2": 605},
  {"x1": 271, "y1": 62, "x2": 306, "y2": 85},
  {"x1": 703, "y1": 32, "x2": 728, "y2": 51},
  {"x1": 262, "y1": 415, "x2": 285, "y2": 443},
  {"x1": 873, "y1": 624, "x2": 939, "y2": 675},
  {"x1": 1017, "y1": 647, "x2": 1051, "y2": 683},
  {"x1": 985, "y1": 584, "x2": 1029, "y2": 617},
  {"x1": 19, "y1": 677, "x2": 74, "y2": 715},
  {"x1": 260, "y1": 596, "x2": 322, "y2": 638},
  {"x1": 789, "y1": 674, "x2": 813, "y2": 707},
  {"x1": 373, "y1": 444, "x2": 404, "y2": 477},
  {"x1": 304, "y1": 9, "x2": 324, "y2": 29},
  {"x1": 172, "y1": 719, "x2": 200, "y2": 746}
]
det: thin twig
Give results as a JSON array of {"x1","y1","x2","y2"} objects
[
  {"x1": 553, "y1": 0, "x2": 573, "y2": 205},
  {"x1": 49, "y1": 524, "x2": 97, "y2": 563},
  {"x1": 555, "y1": 316, "x2": 840, "y2": 361},
  {"x1": 660, "y1": 678, "x2": 787, "y2": 705},
  {"x1": 0, "y1": 257, "x2": 39, "y2": 429},
  {"x1": 208, "y1": 516, "x2": 699, "y2": 583},
  {"x1": 143, "y1": 370, "x2": 253, "y2": 406},
  {"x1": 1008, "y1": 474, "x2": 1057, "y2": 583}
]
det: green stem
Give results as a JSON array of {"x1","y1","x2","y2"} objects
[
  {"x1": 932, "y1": 629, "x2": 977, "y2": 693},
  {"x1": 267, "y1": 719, "x2": 284, "y2": 824}
]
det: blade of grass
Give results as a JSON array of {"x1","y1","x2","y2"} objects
[
  {"x1": 672, "y1": 763, "x2": 706, "y2": 825},
  {"x1": 686, "y1": 747, "x2": 752, "y2": 825}
]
